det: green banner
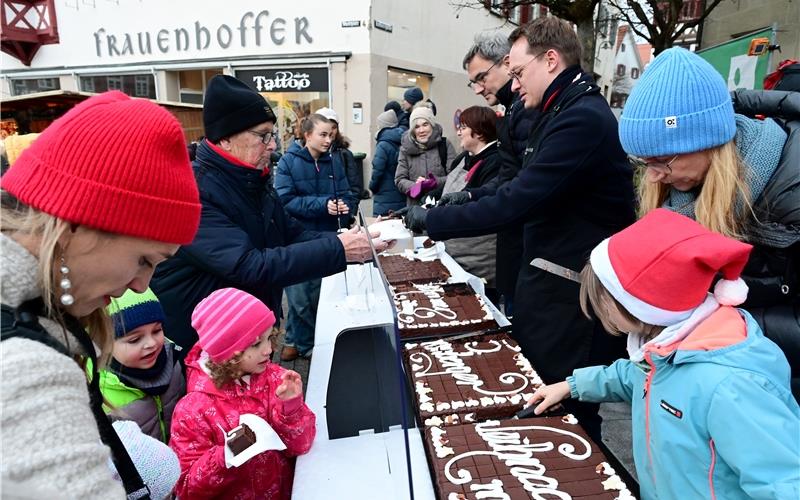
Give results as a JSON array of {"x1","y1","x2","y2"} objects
[{"x1": 697, "y1": 28, "x2": 772, "y2": 90}]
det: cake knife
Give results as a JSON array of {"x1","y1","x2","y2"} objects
[{"x1": 530, "y1": 258, "x2": 582, "y2": 284}]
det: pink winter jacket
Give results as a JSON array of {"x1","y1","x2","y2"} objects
[{"x1": 169, "y1": 345, "x2": 316, "y2": 499}]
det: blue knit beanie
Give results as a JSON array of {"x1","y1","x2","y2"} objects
[
  {"x1": 403, "y1": 87, "x2": 424, "y2": 106},
  {"x1": 619, "y1": 47, "x2": 736, "y2": 158},
  {"x1": 106, "y1": 288, "x2": 165, "y2": 338}
]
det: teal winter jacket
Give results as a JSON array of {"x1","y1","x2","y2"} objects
[{"x1": 569, "y1": 307, "x2": 800, "y2": 500}]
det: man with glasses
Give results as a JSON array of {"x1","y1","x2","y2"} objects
[
  {"x1": 440, "y1": 32, "x2": 541, "y2": 317},
  {"x1": 401, "y1": 18, "x2": 636, "y2": 441},
  {"x1": 152, "y1": 75, "x2": 387, "y2": 358}
]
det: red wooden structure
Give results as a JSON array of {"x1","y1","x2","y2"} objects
[{"x1": 1, "y1": 0, "x2": 59, "y2": 66}]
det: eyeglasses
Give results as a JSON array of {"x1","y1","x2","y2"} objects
[
  {"x1": 629, "y1": 154, "x2": 678, "y2": 176},
  {"x1": 247, "y1": 129, "x2": 275, "y2": 144},
  {"x1": 467, "y1": 60, "x2": 499, "y2": 89},
  {"x1": 508, "y1": 50, "x2": 548, "y2": 82}
]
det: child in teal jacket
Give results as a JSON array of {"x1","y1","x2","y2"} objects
[{"x1": 528, "y1": 209, "x2": 800, "y2": 500}]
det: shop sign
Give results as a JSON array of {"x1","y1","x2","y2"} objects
[
  {"x1": 93, "y1": 11, "x2": 312, "y2": 58},
  {"x1": 236, "y1": 68, "x2": 329, "y2": 92}
]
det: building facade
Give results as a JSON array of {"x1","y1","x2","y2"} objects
[
  {"x1": 701, "y1": 0, "x2": 799, "y2": 72},
  {"x1": 2, "y1": 0, "x2": 512, "y2": 189}
]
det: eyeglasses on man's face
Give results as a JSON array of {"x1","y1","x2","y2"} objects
[
  {"x1": 247, "y1": 129, "x2": 275, "y2": 144},
  {"x1": 629, "y1": 154, "x2": 679, "y2": 175},
  {"x1": 467, "y1": 60, "x2": 499, "y2": 89},
  {"x1": 508, "y1": 50, "x2": 548, "y2": 82}
]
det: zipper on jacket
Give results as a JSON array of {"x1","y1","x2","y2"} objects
[
  {"x1": 708, "y1": 438, "x2": 717, "y2": 500},
  {"x1": 643, "y1": 351, "x2": 657, "y2": 486},
  {"x1": 155, "y1": 396, "x2": 167, "y2": 443}
]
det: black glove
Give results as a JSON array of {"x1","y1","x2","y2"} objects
[
  {"x1": 438, "y1": 191, "x2": 471, "y2": 207},
  {"x1": 403, "y1": 206, "x2": 428, "y2": 234},
  {"x1": 389, "y1": 206, "x2": 410, "y2": 218}
]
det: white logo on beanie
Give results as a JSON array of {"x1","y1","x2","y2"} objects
[{"x1": 664, "y1": 116, "x2": 677, "y2": 128}]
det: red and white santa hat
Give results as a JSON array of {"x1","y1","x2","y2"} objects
[{"x1": 590, "y1": 209, "x2": 753, "y2": 326}]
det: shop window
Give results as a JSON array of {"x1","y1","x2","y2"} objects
[
  {"x1": 631, "y1": 68, "x2": 640, "y2": 79},
  {"x1": 235, "y1": 68, "x2": 330, "y2": 154},
  {"x1": 387, "y1": 68, "x2": 432, "y2": 108},
  {"x1": 134, "y1": 76, "x2": 150, "y2": 97},
  {"x1": 106, "y1": 76, "x2": 122, "y2": 90},
  {"x1": 177, "y1": 68, "x2": 223, "y2": 104},
  {"x1": 10, "y1": 78, "x2": 60, "y2": 96},
  {"x1": 79, "y1": 74, "x2": 156, "y2": 99}
]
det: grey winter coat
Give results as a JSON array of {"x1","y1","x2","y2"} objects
[
  {"x1": 440, "y1": 147, "x2": 500, "y2": 287},
  {"x1": 394, "y1": 124, "x2": 457, "y2": 206},
  {"x1": 0, "y1": 234, "x2": 125, "y2": 499}
]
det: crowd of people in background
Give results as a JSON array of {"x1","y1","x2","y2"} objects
[{"x1": 0, "y1": 13, "x2": 797, "y2": 500}]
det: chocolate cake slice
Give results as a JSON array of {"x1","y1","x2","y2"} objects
[
  {"x1": 425, "y1": 416, "x2": 636, "y2": 499},
  {"x1": 404, "y1": 333, "x2": 542, "y2": 426},
  {"x1": 227, "y1": 423, "x2": 256, "y2": 456},
  {"x1": 392, "y1": 282, "x2": 498, "y2": 339},
  {"x1": 378, "y1": 254, "x2": 451, "y2": 285}
]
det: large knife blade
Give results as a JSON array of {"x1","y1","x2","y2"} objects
[{"x1": 530, "y1": 258, "x2": 582, "y2": 284}]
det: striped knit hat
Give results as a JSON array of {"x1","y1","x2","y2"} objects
[
  {"x1": 1, "y1": 91, "x2": 201, "y2": 244},
  {"x1": 107, "y1": 288, "x2": 166, "y2": 338},
  {"x1": 191, "y1": 288, "x2": 276, "y2": 362}
]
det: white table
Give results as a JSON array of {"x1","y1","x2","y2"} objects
[{"x1": 293, "y1": 241, "x2": 509, "y2": 500}]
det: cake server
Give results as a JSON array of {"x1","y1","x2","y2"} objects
[{"x1": 530, "y1": 258, "x2": 582, "y2": 284}]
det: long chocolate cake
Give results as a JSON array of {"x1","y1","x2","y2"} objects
[
  {"x1": 379, "y1": 253, "x2": 451, "y2": 285},
  {"x1": 425, "y1": 416, "x2": 636, "y2": 499},
  {"x1": 404, "y1": 333, "x2": 541, "y2": 426},
  {"x1": 392, "y1": 282, "x2": 498, "y2": 339}
]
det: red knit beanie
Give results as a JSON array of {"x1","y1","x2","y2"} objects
[{"x1": 1, "y1": 91, "x2": 201, "y2": 244}]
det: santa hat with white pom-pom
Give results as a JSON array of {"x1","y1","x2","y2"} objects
[{"x1": 590, "y1": 209, "x2": 753, "y2": 327}]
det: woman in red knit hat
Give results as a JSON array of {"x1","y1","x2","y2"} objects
[{"x1": 0, "y1": 91, "x2": 201, "y2": 499}]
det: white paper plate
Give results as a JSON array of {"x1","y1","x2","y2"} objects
[{"x1": 223, "y1": 413, "x2": 287, "y2": 468}]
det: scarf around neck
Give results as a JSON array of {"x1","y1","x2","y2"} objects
[
  {"x1": 627, "y1": 295, "x2": 720, "y2": 363},
  {"x1": 110, "y1": 342, "x2": 176, "y2": 396},
  {"x1": 662, "y1": 114, "x2": 786, "y2": 219}
]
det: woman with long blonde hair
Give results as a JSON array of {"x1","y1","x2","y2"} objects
[
  {"x1": 1, "y1": 91, "x2": 201, "y2": 498},
  {"x1": 619, "y1": 47, "x2": 800, "y2": 401}
]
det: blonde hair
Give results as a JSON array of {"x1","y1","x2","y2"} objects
[
  {"x1": 205, "y1": 352, "x2": 246, "y2": 389},
  {"x1": 1, "y1": 191, "x2": 114, "y2": 366},
  {"x1": 638, "y1": 141, "x2": 752, "y2": 239},
  {"x1": 579, "y1": 263, "x2": 664, "y2": 342}
]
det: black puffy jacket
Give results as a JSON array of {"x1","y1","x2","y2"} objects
[
  {"x1": 732, "y1": 89, "x2": 800, "y2": 400},
  {"x1": 151, "y1": 140, "x2": 346, "y2": 355}
]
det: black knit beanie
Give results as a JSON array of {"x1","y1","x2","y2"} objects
[{"x1": 203, "y1": 75, "x2": 276, "y2": 142}]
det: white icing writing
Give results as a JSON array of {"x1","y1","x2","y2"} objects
[
  {"x1": 442, "y1": 420, "x2": 592, "y2": 500},
  {"x1": 394, "y1": 284, "x2": 458, "y2": 324},
  {"x1": 410, "y1": 340, "x2": 530, "y2": 396},
  {"x1": 471, "y1": 479, "x2": 511, "y2": 499},
  {"x1": 602, "y1": 475, "x2": 627, "y2": 491}
]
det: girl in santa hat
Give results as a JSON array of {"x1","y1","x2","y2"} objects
[{"x1": 528, "y1": 208, "x2": 800, "y2": 500}]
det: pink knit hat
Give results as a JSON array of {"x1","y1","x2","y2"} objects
[{"x1": 191, "y1": 288, "x2": 276, "y2": 362}]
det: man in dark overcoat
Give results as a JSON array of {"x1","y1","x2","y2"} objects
[{"x1": 403, "y1": 18, "x2": 636, "y2": 439}]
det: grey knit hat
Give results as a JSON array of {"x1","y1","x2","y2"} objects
[{"x1": 377, "y1": 110, "x2": 399, "y2": 130}]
